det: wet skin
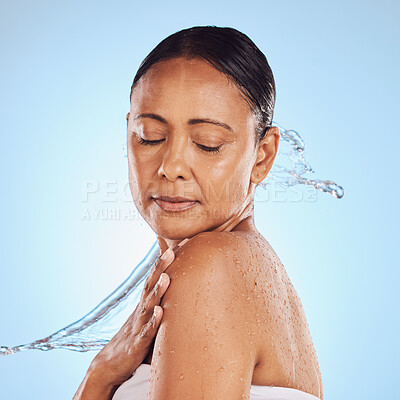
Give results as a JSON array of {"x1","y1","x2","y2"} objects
[{"x1": 126, "y1": 57, "x2": 323, "y2": 399}]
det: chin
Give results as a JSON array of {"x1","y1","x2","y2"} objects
[{"x1": 147, "y1": 216, "x2": 212, "y2": 241}]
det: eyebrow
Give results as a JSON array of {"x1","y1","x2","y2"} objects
[{"x1": 134, "y1": 113, "x2": 233, "y2": 132}]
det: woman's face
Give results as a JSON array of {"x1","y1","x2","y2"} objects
[{"x1": 126, "y1": 57, "x2": 261, "y2": 241}]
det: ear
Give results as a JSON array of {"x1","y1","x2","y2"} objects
[
  {"x1": 126, "y1": 112, "x2": 130, "y2": 125},
  {"x1": 250, "y1": 126, "x2": 280, "y2": 184}
]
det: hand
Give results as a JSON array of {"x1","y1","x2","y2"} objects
[{"x1": 88, "y1": 247, "x2": 175, "y2": 389}]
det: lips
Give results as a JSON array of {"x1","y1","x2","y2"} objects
[{"x1": 152, "y1": 196, "x2": 198, "y2": 212}]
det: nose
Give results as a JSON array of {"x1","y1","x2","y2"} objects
[{"x1": 157, "y1": 136, "x2": 191, "y2": 181}]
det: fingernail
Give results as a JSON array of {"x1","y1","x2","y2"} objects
[
  {"x1": 160, "y1": 248, "x2": 174, "y2": 263},
  {"x1": 178, "y1": 238, "x2": 189, "y2": 247},
  {"x1": 158, "y1": 273, "x2": 166, "y2": 284},
  {"x1": 172, "y1": 238, "x2": 189, "y2": 252}
]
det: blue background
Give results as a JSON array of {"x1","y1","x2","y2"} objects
[{"x1": 0, "y1": 1, "x2": 398, "y2": 398}]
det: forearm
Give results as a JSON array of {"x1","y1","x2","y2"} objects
[{"x1": 73, "y1": 364, "x2": 117, "y2": 400}]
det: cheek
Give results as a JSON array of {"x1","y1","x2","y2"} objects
[
  {"x1": 198, "y1": 154, "x2": 251, "y2": 205},
  {"x1": 227, "y1": 168, "x2": 251, "y2": 204},
  {"x1": 226, "y1": 146, "x2": 254, "y2": 201},
  {"x1": 127, "y1": 167, "x2": 141, "y2": 209},
  {"x1": 128, "y1": 150, "x2": 153, "y2": 204}
]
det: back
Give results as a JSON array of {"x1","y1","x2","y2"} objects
[{"x1": 228, "y1": 230, "x2": 323, "y2": 399}]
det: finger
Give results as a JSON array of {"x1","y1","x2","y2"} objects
[
  {"x1": 141, "y1": 238, "x2": 189, "y2": 302},
  {"x1": 139, "y1": 305, "x2": 163, "y2": 341},
  {"x1": 150, "y1": 272, "x2": 170, "y2": 306},
  {"x1": 141, "y1": 249, "x2": 174, "y2": 301},
  {"x1": 139, "y1": 273, "x2": 170, "y2": 321},
  {"x1": 148, "y1": 239, "x2": 189, "y2": 289}
]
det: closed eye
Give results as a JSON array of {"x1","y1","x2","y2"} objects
[
  {"x1": 137, "y1": 137, "x2": 165, "y2": 146},
  {"x1": 137, "y1": 137, "x2": 221, "y2": 153},
  {"x1": 195, "y1": 143, "x2": 222, "y2": 153}
]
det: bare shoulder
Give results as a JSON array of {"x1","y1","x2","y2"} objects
[
  {"x1": 163, "y1": 230, "x2": 265, "y2": 292},
  {"x1": 162, "y1": 229, "x2": 278, "y2": 323},
  {"x1": 149, "y1": 231, "x2": 263, "y2": 399},
  {"x1": 160, "y1": 230, "x2": 324, "y2": 399},
  {"x1": 169, "y1": 230, "x2": 266, "y2": 265},
  {"x1": 161, "y1": 229, "x2": 260, "y2": 315},
  {"x1": 176, "y1": 229, "x2": 257, "y2": 254},
  {"x1": 151, "y1": 230, "x2": 322, "y2": 399}
]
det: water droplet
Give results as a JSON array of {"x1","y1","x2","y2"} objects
[
  {"x1": 219, "y1": 367, "x2": 224, "y2": 372},
  {"x1": 179, "y1": 374, "x2": 184, "y2": 380},
  {"x1": 204, "y1": 346, "x2": 208, "y2": 351}
]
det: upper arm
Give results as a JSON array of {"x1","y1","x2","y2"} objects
[{"x1": 147, "y1": 233, "x2": 257, "y2": 400}]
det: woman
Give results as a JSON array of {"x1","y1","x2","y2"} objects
[{"x1": 74, "y1": 26, "x2": 323, "y2": 400}]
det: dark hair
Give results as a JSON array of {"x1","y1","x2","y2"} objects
[{"x1": 130, "y1": 25, "x2": 276, "y2": 142}]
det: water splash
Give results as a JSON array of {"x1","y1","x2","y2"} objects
[
  {"x1": 258, "y1": 122, "x2": 344, "y2": 198},
  {"x1": 0, "y1": 242, "x2": 160, "y2": 356},
  {"x1": 0, "y1": 122, "x2": 344, "y2": 357}
]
